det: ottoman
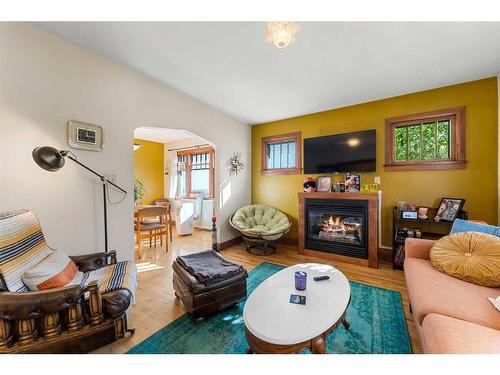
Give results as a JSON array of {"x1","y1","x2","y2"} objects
[{"x1": 172, "y1": 250, "x2": 247, "y2": 319}]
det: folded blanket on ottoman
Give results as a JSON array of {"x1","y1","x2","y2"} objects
[{"x1": 176, "y1": 250, "x2": 244, "y2": 285}]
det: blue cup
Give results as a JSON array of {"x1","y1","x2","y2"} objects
[{"x1": 295, "y1": 271, "x2": 307, "y2": 291}]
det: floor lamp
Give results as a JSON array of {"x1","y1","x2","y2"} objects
[{"x1": 32, "y1": 146, "x2": 127, "y2": 254}]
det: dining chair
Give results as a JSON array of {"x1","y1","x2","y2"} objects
[
  {"x1": 153, "y1": 198, "x2": 173, "y2": 242},
  {"x1": 135, "y1": 206, "x2": 169, "y2": 258}
]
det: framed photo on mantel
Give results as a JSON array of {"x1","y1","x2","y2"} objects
[
  {"x1": 316, "y1": 176, "x2": 332, "y2": 192},
  {"x1": 345, "y1": 174, "x2": 360, "y2": 192}
]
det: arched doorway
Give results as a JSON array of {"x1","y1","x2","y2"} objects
[{"x1": 133, "y1": 126, "x2": 217, "y2": 263}]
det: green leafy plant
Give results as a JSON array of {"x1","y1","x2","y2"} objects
[{"x1": 134, "y1": 178, "x2": 145, "y2": 203}]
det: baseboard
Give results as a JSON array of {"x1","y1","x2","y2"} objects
[
  {"x1": 278, "y1": 237, "x2": 299, "y2": 246},
  {"x1": 378, "y1": 247, "x2": 392, "y2": 262},
  {"x1": 219, "y1": 236, "x2": 393, "y2": 264},
  {"x1": 218, "y1": 236, "x2": 243, "y2": 250}
]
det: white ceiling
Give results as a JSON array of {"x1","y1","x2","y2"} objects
[
  {"x1": 134, "y1": 127, "x2": 195, "y2": 143},
  {"x1": 35, "y1": 22, "x2": 500, "y2": 124}
]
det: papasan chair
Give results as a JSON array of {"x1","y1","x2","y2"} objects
[{"x1": 229, "y1": 204, "x2": 292, "y2": 255}]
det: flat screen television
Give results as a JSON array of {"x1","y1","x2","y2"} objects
[{"x1": 304, "y1": 130, "x2": 376, "y2": 173}]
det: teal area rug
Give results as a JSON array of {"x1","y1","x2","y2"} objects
[{"x1": 127, "y1": 262, "x2": 411, "y2": 354}]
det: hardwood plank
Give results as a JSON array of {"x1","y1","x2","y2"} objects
[{"x1": 93, "y1": 230, "x2": 421, "y2": 354}]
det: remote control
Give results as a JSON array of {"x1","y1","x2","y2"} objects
[{"x1": 313, "y1": 275, "x2": 330, "y2": 281}]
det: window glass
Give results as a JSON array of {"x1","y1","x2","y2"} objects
[
  {"x1": 267, "y1": 140, "x2": 296, "y2": 169},
  {"x1": 394, "y1": 120, "x2": 451, "y2": 162}
]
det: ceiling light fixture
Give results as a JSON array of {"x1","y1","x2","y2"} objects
[{"x1": 266, "y1": 21, "x2": 299, "y2": 53}]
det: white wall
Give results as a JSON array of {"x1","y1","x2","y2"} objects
[{"x1": 0, "y1": 23, "x2": 251, "y2": 261}]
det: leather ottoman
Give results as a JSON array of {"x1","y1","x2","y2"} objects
[{"x1": 172, "y1": 251, "x2": 247, "y2": 320}]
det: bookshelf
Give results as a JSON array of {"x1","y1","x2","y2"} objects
[{"x1": 392, "y1": 206, "x2": 454, "y2": 270}]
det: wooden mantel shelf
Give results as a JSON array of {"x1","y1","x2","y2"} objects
[
  {"x1": 298, "y1": 192, "x2": 378, "y2": 268},
  {"x1": 298, "y1": 192, "x2": 379, "y2": 200}
]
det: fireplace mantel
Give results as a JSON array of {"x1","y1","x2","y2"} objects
[{"x1": 298, "y1": 192, "x2": 378, "y2": 268}]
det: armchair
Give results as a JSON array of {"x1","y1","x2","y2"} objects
[{"x1": 0, "y1": 210, "x2": 136, "y2": 353}]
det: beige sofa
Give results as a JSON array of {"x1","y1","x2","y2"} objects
[{"x1": 404, "y1": 238, "x2": 500, "y2": 354}]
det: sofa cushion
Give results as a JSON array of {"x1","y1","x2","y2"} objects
[
  {"x1": 422, "y1": 313, "x2": 500, "y2": 354},
  {"x1": 430, "y1": 232, "x2": 500, "y2": 287},
  {"x1": 22, "y1": 250, "x2": 83, "y2": 291},
  {"x1": 450, "y1": 218, "x2": 500, "y2": 237},
  {"x1": 0, "y1": 210, "x2": 54, "y2": 292},
  {"x1": 404, "y1": 258, "x2": 500, "y2": 330}
]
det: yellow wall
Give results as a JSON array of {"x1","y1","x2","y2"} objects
[
  {"x1": 252, "y1": 78, "x2": 498, "y2": 247},
  {"x1": 134, "y1": 138, "x2": 164, "y2": 204}
]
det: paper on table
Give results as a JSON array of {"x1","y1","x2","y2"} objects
[{"x1": 487, "y1": 296, "x2": 500, "y2": 312}]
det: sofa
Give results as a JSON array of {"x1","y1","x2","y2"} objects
[{"x1": 404, "y1": 238, "x2": 500, "y2": 354}]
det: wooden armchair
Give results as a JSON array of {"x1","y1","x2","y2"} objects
[
  {"x1": 0, "y1": 250, "x2": 134, "y2": 353},
  {"x1": 0, "y1": 210, "x2": 136, "y2": 353}
]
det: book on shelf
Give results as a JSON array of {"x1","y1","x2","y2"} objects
[{"x1": 394, "y1": 243, "x2": 405, "y2": 267}]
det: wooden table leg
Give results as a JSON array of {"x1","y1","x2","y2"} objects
[
  {"x1": 341, "y1": 317, "x2": 350, "y2": 330},
  {"x1": 311, "y1": 335, "x2": 326, "y2": 354}
]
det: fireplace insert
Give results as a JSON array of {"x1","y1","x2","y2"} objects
[{"x1": 305, "y1": 198, "x2": 369, "y2": 259}]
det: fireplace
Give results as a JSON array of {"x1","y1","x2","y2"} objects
[
  {"x1": 306, "y1": 198, "x2": 368, "y2": 259},
  {"x1": 298, "y1": 192, "x2": 378, "y2": 268}
]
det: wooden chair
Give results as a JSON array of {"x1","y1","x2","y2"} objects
[
  {"x1": 135, "y1": 206, "x2": 169, "y2": 258},
  {"x1": 153, "y1": 198, "x2": 173, "y2": 242}
]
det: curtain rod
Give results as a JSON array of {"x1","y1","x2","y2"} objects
[{"x1": 167, "y1": 143, "x2": 210, "y2": 152}]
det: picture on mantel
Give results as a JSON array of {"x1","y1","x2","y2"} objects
[{"x1": 345, "y1": 174, "x2": 360, "y2": 192}]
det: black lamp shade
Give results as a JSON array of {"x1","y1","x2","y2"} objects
[{"x1": 32, "y1": 146, "x2": 65, "y2": 172}]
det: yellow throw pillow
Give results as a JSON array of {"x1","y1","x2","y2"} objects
[{"x1": 430, "y1": 232, "x2": 500, "y2": 287}]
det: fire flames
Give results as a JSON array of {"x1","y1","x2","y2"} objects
[{"x1": 315, "y1": 215, "x2": 362, "y2": 243}]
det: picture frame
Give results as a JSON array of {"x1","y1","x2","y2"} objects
[
  {"x1": 316, "y1": 176, "x2": 332, "y2": 192},
  {"x1": 417, "y1": 206, "x2": 429, "y2": 220},
  {"x1": 345, "y1": 173, "x2": 360, "y2": 192},
  {"x1": 68, "y1": 120, "x2": 103, "y2": 152},
  {"x1": 435, "y1": 198, "x2": 465, "y2": 222}
]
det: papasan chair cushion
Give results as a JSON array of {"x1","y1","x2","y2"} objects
[{"x1": 230, "y1": 204, "x2": 291, "y2": 241}]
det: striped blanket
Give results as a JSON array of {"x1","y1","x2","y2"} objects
[
  {"x1": 82, "y1": 261, "x2": 137, "y2": 302},
  {"x1": 0, "y1": 210, "x2": 53, "y2": 292},
  {"x1": 0, "y1": 210, "x2": 137, "y2": 300}
]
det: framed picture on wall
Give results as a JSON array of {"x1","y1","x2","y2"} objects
[
  {"x1": 316, "y1": 176, "x2": 332, "y2": 192},
  {"x1": 435, "y1": 198, "x2": 465, "y2": 222},
  {"x1": 68, "y1": 120, "x2": 103, "y2": 152}
]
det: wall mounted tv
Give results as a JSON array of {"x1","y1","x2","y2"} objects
[{"x1": 304, "y1": 130, "x2": 376, "y2": 173}]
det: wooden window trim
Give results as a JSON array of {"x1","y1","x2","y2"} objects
[
  {"x1": 261, "y1": 132, "x2": 302, "y2": 176},
  {"x1": 384, "y1": 107, "x2": 466, "y2": 171},
  {"x1": 176, "y1": 146, "x2": 215, "y2": 198}
]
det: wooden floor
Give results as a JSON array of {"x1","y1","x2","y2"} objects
[{"x1": 94, "y1": 230, "x2": 421, "y2": 354}]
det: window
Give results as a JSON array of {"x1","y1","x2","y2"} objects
[
  {"x1": 385, "y1": 107, "x2": 465, "y2": 171},
  {"x1": 177, "y1": 147, "x2": 215, "y2": 197},
  {"x1": 261, "y1": 132, "x2": 302, "y2": 175}
]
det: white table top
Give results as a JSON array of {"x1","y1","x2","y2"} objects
[{"x1": 243, "y1": 263, "x2": 351, "y2": 345}]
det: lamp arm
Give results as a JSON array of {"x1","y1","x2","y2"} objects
[{"x1": 64, "y1": 153, "x2": 127, "y2": 194}]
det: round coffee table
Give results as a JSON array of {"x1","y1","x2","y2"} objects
[{"x1": 243, "y1": 263, "x2": 351, "y2": 354}]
